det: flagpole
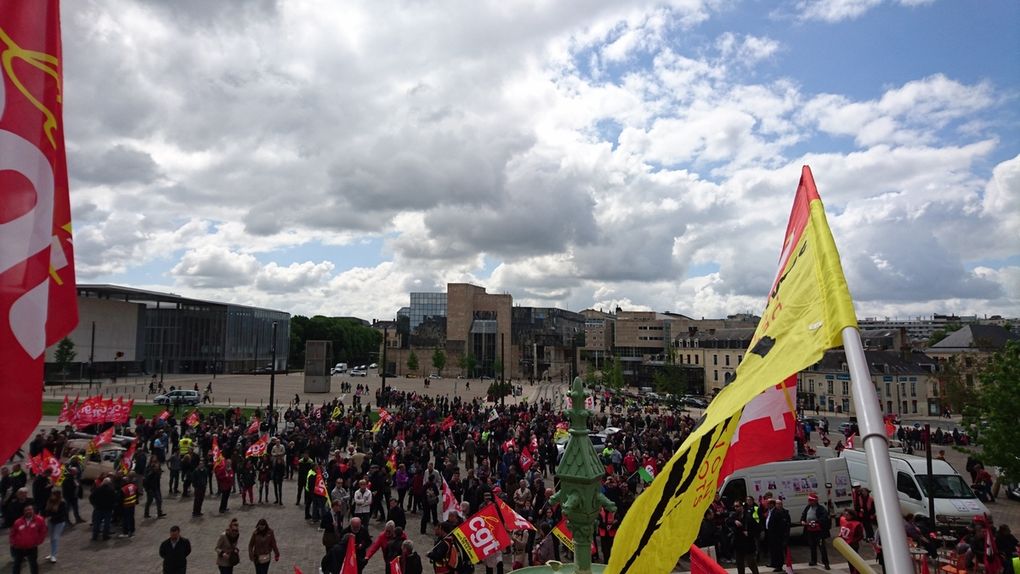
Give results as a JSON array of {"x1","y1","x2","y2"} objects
[{"x1": 842, "y1": 327, "x2": 913, "y2": 574}]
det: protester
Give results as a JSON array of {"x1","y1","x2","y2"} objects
[
  {"x1": 800, "y1": 494, "x2": 831, "y2": 569},
  {"x1": 159, "y1": 525, "x2": 192, "y2": 574},
  {"x1": 9, "y1": 504, "x2": 47, "y2": 574},
  {"x1": 727, "y1": 499, "x2": 760, "y2": 574},
  {"x1": 763, "y1": 498, "x2": 790, "y2": 572},
  {"x1": 340, "y1": 517, "x2": 372, "y2": 574}
]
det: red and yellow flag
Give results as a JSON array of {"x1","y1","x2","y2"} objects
[
  {"x1": 0, "y1": 0, "x2": 78, "y2": 465},
  {"x1": 606, "y1": 166, "x2": 858, "y2": 574},
  {"x1": 552, "y1": 517, "x2": 575, "y2": 553},
  {"x1": 451, "y1": 503, "x2": 512, "y2": 564}
]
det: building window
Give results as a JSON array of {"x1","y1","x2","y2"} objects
[
  {"x1": 827, "y1": 381, "x2": 833, "y2": 394},
  {"x1": 910, "y1": 382, "x2": 916, "y2": 397},
  {"x1": 713, "y1": 370, "x2": 718, "y2": 381},
  {"x1": 686, "y1": 354, "x2": 691, "y2": 364},
  {"x1": 737, "y1": 355, "x2": 742, "y2": 364},
  {"x1": 885, "y1": 382, "x2": 890, "y2": 397},
  {"x1": 725, "y1": 355, "x2": 730, "y2": 366},
  {"x1": 911, "y1": 401, "x2": 918, "y2": 414},
  {"x1": 695, "y1": 355, "x2": 699, "y2": 365},
  {"x1": 842, "y1": 381, "x2": 849, "y2": 395},
  {"x1": 713, "y1": 355, "x2": 718, "y2": 366}
]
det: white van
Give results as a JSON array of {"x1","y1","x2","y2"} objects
[
  {"x1": 719, "y1": 457, "x2": 852, "y2": 530},
  {"x1": 841, "y1": 448, "x2": 988, "y2": 530},
  {"x1": 332, "y1": 363, "x2": 348, "y2": 375}
]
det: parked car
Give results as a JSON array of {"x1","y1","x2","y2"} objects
[
  {"x1": 683, "y1": 396, "x2": 709, "y2": 409},
  {"x1": 153, "y1": 389, "x2": 201, "y2": 406},
  {"x1": 368, "y1": 363, "x2": 378, "y2": 369},
  {"x1": 351, "y1": 368, "x2": 367, "y2": 377},
  {"x1": 65, "y1": 439, "x2": 126, "y2": 482},
  {"x1": 429, "y1": 373, "x2": 442, "y2": 379}
]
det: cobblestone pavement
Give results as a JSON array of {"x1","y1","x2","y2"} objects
[{"x1": 10, "y1": 377, "x2": 1018, "y2": 573}]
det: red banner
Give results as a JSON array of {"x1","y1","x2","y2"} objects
[
  {"x1": 246, "y1": 417, "x2": 260, "y2": 435},
  {"x1": 390, "y1": 557, "x2": 402, "y2": 574},
  {"x1": 246, "y1": 434, "x2": 268, "y2": 458},
  {"x1": 339, "y1": 536, "x2": 358, "y2": 574},
  {"x1": 451, "y1": 503, "x2": 512, "y2": 564},
  {"x1": 211, "y1": 436, "x2": 225, "y2": 470},
  {"x1": 119, "y1": 439, "x2": 137, "y2": 474},
  {"x1": 688, "y1": 545, "x2": 727, "y2": 574},
  {"x1": 29, "y1": 448, "x2": 62, "y2": 481},
  {"x1": 0, "y1": 0, "x2": 79, "y2": 465},
  {"x1": 90, "y1": 426, "x2": 114, "y2": 450},
  {"x1": 440, "y1": 415, "x2": 455, "y2": 431},
  {"x1": 313, "y1": 466, "x2": 329, "y2": 500},
  {"x1": 59, "y1": 395, "x2": 133, "y2": 427},
  {"x1": 495, "y1": 498, "x2": 536, "y2": 532},
  {"x1": 185, "y1": 411, "x2": 200, "y2": 428},
  {"x1": 519, "y1": 448, "x2": 534, "y2": 472}
]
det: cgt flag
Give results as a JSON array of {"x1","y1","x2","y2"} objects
[
  {"x1": 450, "y1": 503, "x2": 512, "y2": 564},
  {"x1": 0, "y1": 0, "x2": 79, "y2": 465},
  {"x1": 606, "y1": 166, "x2": 858, "y2": 574},
  {"x1": 552, "y1": 518, "x2": 575, "y2": 553}
]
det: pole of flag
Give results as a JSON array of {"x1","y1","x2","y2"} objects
[{"x1": 842, "y1": 327, "x2": 913, "y2": 574}]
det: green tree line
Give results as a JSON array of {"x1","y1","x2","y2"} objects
[{"x1": 289, "y1": 316, "x2": 382, "y2": 368}]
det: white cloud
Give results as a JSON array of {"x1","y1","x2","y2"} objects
[{"x1": 794, "y1": 0, "x2": 932, "y2": 22}]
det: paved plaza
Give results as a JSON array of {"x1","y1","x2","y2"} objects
[{"x1": 6, "y1": 374, "x2": 1018, "y2": 573}]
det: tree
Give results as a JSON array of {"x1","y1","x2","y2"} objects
[
  {"x1": 458, "y1": 353, "x2": 477, "y2": 378},
  {"x1": 54, "y1": 337, "x2": 76, "y2": 380},
  {"x1": 407, "y1": 351, "x2": 419, "y2": 374},
  {"x1": 963, "y1": 341, "x2": 1020, "y2": 482},
  {"x1": 940, "y1": 358, "x2": 976, "y2": 412},
  {"x1": 653, "y1": 365, "x2": 688, "y2": 398},
  {"x1": 602, "y1": 358, "x2": 624, "y2": 390},
  {"x1": 432, "y1": 349, "x2": 446, "y2": 376}
]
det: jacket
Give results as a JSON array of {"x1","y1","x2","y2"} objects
[
  {"x1": 800, "y1": 504, "x2": 831, "y2": 538},
  {"x1": 248, "y1": 528, "x2": 280, "y2": 562},
  {"x1": 159, "y1": 536, "x2": 192, "y2": 573},
  {"x1": 215, "y1": 532, "x2": 240, "y2": 568},
  {"x1": 10, "y1": 514, "x2": 48, "y2": 549}
]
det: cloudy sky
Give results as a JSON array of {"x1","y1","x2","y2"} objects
[{"x1": 63, "y1": 0, "x2": 1020, "y2": 322}]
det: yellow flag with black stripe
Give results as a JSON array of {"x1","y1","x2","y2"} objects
[{"x1": 606, "y1": 166, "x2": 858, "y2": 574}]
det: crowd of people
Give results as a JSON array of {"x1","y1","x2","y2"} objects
[{"x1": 2, "y1": 383, "x2": 1018, "y2": 574}]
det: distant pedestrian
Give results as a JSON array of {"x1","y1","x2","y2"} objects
[
  {"x1": 217, "y1": 460, "x2": 235, "y2": 514},
  {"x1": 159, "y1": 525, "x2": 192, "y2": 574},
  {"x1": 248, "y1": 518, "x2": 281, "y2": 574},
  {"x1": 9, "y1": 504, "x2": 47, "y2": 574},
  {"x1": 192, "y1": 459, "x2": 208, "y2": 516}
]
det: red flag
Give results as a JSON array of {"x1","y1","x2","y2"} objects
[
  {"x1": 294, "y1": 567, "x2": 303, "y2": 574},
  {"x1": 440, "y1": 415, "x2": 455, "y2": 431},
  {"x1": 784, "y1": 547, "x2": 795, "y2": 574},
  {"x1": 519, "y1": 448, "x2": 534, "y2": 472},
  {"x1": 212, "y1": 436, "x2": 225, "y2": 470},
  {"x1": 339, "y1": 535, "x2": 358, "y2": 574},
  {"x1": 313, "y1": 466, "x2": 329, "y2": 500},
  {"x1": 451, "y1": 503, "x2": 513, "y2": 563},
  {"x1": 185, "y1": 410, "x2": 200, "y2": 428},
  {"x1": 390, "y1": 556, "x2": 402, "y2": 574},
  {"x1": 57, "y1": 395, "x2": 69, "y2": 423},
  {"x1": 441, "y1": 476, "x2": 460, "y2": 521},
  {"x1": 883, "y1": 415, "x2": 897, "y2": 438},
  {"x1": 846, "y1": 434, "x2": 855, "y2": 450},
  {"x1": 0, "y1": 0, "x2": 79, "y2": 465},
  {"x1": 495, "y1": 497, "x2": 536, "y2": 532},
  {"x1": 551, "y1": 517, "x2": 575, "y2": 552},
  {"x1": 716, "y1": 377, "x2": 798, "y2": 484},
  {"x1": 502, "y1": 438, "x2": 516, "y2": 453},
  {"x1": 688, "y1": 545, "x2": 727, "y2": 574},
  {"x1": 120, "y1": 439, "x2": 137, "y2": 473},
  {"x1": 246, "y1": 434, "x2": 269, "y2": 458},
  {"x1": 158, "y1": 409, "x2": 171, "y2": 421},
  {"x1": 246, "y1": 417, "x2": 260, "y2": 435},
  {"x1": 92, "y1": 426, "x2": 114, "y2": 449}
]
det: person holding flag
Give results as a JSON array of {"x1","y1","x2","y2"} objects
[{"x1": 398, "y1": 540, "x2": 422, "y2": 574}]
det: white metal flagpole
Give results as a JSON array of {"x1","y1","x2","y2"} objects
[{"x1": 842, "y1": 326, "x2": 914, "y2": 573}]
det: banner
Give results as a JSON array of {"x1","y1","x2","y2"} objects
[
  {"x1": 211, "y1": 436, "x2": 225, "y2": 470},
  {"x1": 246, "y1": 434, "x2": 269, "y2": 458},
  {"x1": 390, "y1": 557, "x2": 402, "y2": 574},
  {"x1": 0, "y1": 0, "x2": 79, "y2": 465},
  {"x1": 441, "y1": 476, "x2": 460, "y2": 521},
  {"x1": 59, "y1": 395, "x2": 133, "y2": 428},
  {"x1": 89, "y1": 426, "x2": 114, "y2": 452},
  {"x1": 495, "y1": 498, "x2": 536, "y2": 532},
  {"x1": 120, "y1": 439, "x2": 137, "y2": 474},
  {"x1": 30, "y1": 448, "x2": 62, "y2": 483},
  {"x1": 440, "y1": 415, "x2": 455, "y2": 431},
  {"x1": 185, "y1": 411, "x2": 200, "y2": 428},
  {"x1": 552, "y1": 517, "x2": 574, "y2": 553},
  {"x1": 606, "y1": 166, "x2": 858, "y2": 574},
  {"x1": 717, "y1": 377, "x2": 798, "y2": 481},
  {"x1": 519, "y1": 448, "x2": 534, "y2": 472},
  {"x1": 339, "y1": 536, "x2": 358, "y2": 574},
  {"x1": 688, "y1": 545, "x2": 727, "y2": 574},
  {"x1": 450, "y1": 503, "x2": 512, "y2": 564},
  {"x1": 246, "y1": 417, "x2": 260, "y2": 435},
  {"x1": 313, "y1": 465, "x2": 331, "y2": 505},
  {"x1": 372, "y1": 408, "x2": 392, "y2": 433},
  {"x1": 158, "y1": 410, "x2": 171, "y2": 421}
]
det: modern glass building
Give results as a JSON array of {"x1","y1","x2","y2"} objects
[
  {"x1": 408, "y1": 292, "x2": 447, "y2": 330},
  {"x1": 62, "y1": 285, "x2": 290, "y2": 377}
]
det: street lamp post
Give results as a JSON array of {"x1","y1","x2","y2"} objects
[
  {"x1": 269, "y1": 321, "x2": 277, "y2": 428},
  {"x1": 381, "y1": 325, "x2": 388, "y2": 394}
]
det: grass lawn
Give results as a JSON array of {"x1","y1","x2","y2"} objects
[{"x1": 42, "y1": 400, "x2": 257, "y2": 419}]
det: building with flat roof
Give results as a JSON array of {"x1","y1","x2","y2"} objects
[{"x1": 45, "y1": 284, "x2": 290, "y2": 379}]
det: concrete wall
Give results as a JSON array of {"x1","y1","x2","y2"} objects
[{"x1": 45, "y1": 298, "x2": 141, "y2": 362}]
